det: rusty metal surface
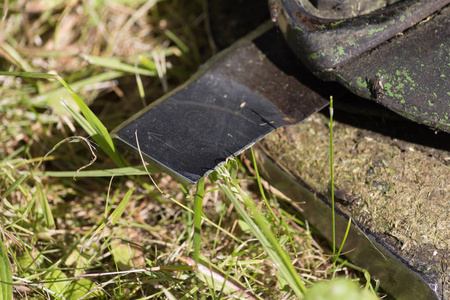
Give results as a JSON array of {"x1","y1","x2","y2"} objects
[{"x1": 112, "y1": 23, "x2": 333, "y2": 184}]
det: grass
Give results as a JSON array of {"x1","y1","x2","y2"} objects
[{"x1": 0, "y1": 1, "x2": 380, "y2": 299}]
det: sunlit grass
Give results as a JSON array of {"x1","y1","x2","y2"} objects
[{"x1": 0, "y1": 0, "x2": 380, "y2": 299}]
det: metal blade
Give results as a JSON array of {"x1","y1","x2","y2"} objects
[{"x1": 112, "y1": 23, "x2": 335, "y2": 184}]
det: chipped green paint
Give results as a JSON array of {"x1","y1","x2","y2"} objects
[
  {"x1": 308, "y1": 52, "x2": 318, "y2": 60},
  {"x1": 314, "y1": 24, "x2": 326, "y2": 30},
  {"x1": 356, "y1": 77, "x2": 366, "y2": 88},
  {"x1": 394, "y1": 93, "x2": 403, "y2": 100},
  {"x1": 331, "y1": 19, "x2": 345, "y2": 28},
  {"x1": 300, "y1": 6, "x2": 450, "y2": 133},
  {"x1": 334, "y1": 73, "x2": 346, "y2": 82},
  {"x1": 368, "y1": 26, "x2": 387, "y2": 35},
  {"x1": 400, "y1": 70, "x2": 414, "y2": 83}
]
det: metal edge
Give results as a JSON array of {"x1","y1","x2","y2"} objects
[
  {"x1": 110, "y1": 22, "x2": 275, "y2": 138},
  {"x1": 252, "y1": 144, "x2": 440, "y2": 300}
]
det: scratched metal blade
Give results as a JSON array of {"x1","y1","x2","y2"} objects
[{"x1": 112, "y1": 23, "x2": 334, "y2": 184}]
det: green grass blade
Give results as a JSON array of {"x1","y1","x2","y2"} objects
[
  {"x1": 59, "y1": 102, "x2": 97, "y2": 137},
  {"x1": 164, "y1": 29, "x2": 190, "y2": 53},
  {"x1": 336, "y1": 257, "x2": 377, "y2": 293},
  {"x1": 0, "y1": 145, "x2": 26, "y2": 165},
  {"x1": 58, "y1": 77, "x2": 127, "y2": 167},
  {"x1": 251, "y1": 149, "x2": 297, "y2": 252},
  {"x1": 109, "y1": 186, "x2": 134, "y2": 226},
  {"x1": 82, "y1": 54, "x2": 156, "y2": 76},
  {"x1": 0, "y1": 43, "x2": 34, "y2": 71},
  {"x1": 0, "y1": 239, "x2": 12, "y2": 300},
  {"x1": 218, "y1": 167, "x2": 307, "y2": 297},
  {"x1": 0, "y1": 71, "x2": 58, "y2": 79},
  {"x1": 193, "y1": 177, "x2": 205, "y2": 263},
  {"x1": 30, "y1": 166, "x2": 160, "y2": 177},
  {"x1": 138, "y1": 55, "x2": 157, "y2": 71},
  {"x1": 30, "y1": 71, "x2": 124, "y2": 107},
  {"x1": 135, "y1": 71, "x2": 146, "y2": 107},
  {"x1": 105, "y1": 176, "x2": 115, "y2": 219},
  {"x1": 43, "y1": 270, "x2": 69, "y2": 298},
  {"x1": 329, "y1": 96, "x2": 336, "y2": 262},
  {"x1": 38, "y1": 185, "x2": 55, "y2": 228},
  {"x1": 2, "y1": 174, "x2": 28, "y2": 198},
  {"x1": 334, "y1": 218, "x2": 352, "y2": 265},
  {"x1": 251, "y1": 147, "x2": 280, "y2": 223},
  {"x1": 0, "y1": 71, "x2": 127, "y2": 167}
]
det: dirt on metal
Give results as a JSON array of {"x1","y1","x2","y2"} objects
[{"x1": 260, "y1": 111, "x2": 450, "y2": 297}]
